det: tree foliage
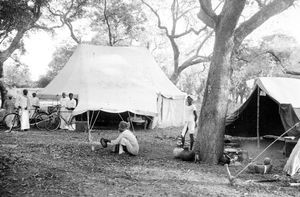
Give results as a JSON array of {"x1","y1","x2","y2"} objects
[
  {"x1": 141, "y1": 0, "x2": 213, "y2": 83},
  {"x1": 90, "y1": 0, "x2": 147, "y2": 46}
]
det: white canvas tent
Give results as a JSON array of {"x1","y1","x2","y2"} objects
[{"x1": 41, "y1": 44, "x2": 186, "y2": 128}]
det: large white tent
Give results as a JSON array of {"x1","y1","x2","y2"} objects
[{"x1": 41, "y1": 44, "x2": 186, "y2": 128}]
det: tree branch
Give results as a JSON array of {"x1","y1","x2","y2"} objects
[
  {"x1": 65, "y1": 20, "x2": 80, "y2": 44},
  {"x1": 234, "y1": 0, "x2": 296, "y2": 49},
  {"x1": 141, "y1": 0, "x2": 169, "y2": 35},
  {"x1": 173, "y1": 26, "x2": 207, "y2": 38},
  {"x1": 0, "y1": 28, "x2": 27, "y2": 62},
  {"x1": 198, "y1": 0, "x2": 218, "y2": 29},
  {"x1": 103, "y1": 0, "x2": 113, "y2": 46}
]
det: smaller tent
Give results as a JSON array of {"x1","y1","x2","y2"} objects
[{"x1": 226, "y1": 77, "x2": 300, "y2": 137}]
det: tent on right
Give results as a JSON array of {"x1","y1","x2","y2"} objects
[{"x1": 226, "y1": 77, "x2": 300, "y2": 138}]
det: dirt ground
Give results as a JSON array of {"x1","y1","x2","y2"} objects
[{"x1": 0, "y1": 127, "x2": 300, "y2": 197}]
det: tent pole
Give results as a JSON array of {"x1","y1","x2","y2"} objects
[
  {"x1": 87, "y1": 110, "x2": 91, "y2": 142},
  {"x1": 256, "y1": 88, "x2": 260, "y2": 148}
]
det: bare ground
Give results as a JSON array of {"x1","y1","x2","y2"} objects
[{"x1": 0, "y1": 127, "x2": 300, "y2": 197}]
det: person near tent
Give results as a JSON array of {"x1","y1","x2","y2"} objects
[
  {"x1": 16, "y1": 89, "x2": 30, "y2": 131},
  {"x1": 66, "y1": 93, "x2": 77, "y2": 111},
  {"x1": 3, "y1": 94, "x2": 15, "y2": 114},
  {"x1": 30, "y1": 92, "x2": 40, "y2": 118},
  {"x1": 102, "y1": 121, "x2": 139, "y2": 156},
  {"x1": 59, "y1": 92, "x2": 69, "y2": 130},
  {"x1": 283, "y1": 137, "x2": 300, "y2": 177},
  {"x1": 179, "y1": 96, "x2": 198, "y2": 150}
]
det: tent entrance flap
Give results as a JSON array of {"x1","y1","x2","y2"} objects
[{"x1": 279, "y1": 104, "x2": 300, "y2": 137}]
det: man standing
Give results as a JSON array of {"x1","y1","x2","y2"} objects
[
  {"x1": 16, "y1": 89, "x2": 30, "y2": 131},
  {"x1": 59, "y1": 92, "x2": 69, "y2": 130},
  {"x1": 180, "y1": 96, "x2": 198, "y2": 150},
  {"x1": 65, "y1": 93, "x2": 77, "y2": 130},
  {"x1": 3, "y1": 94, "x2": 15, "y2": 114},
  {"x1": 30, "y1": 92, "x2": 40, "y2": 118},
  {"x1": 66, "y1": 93, "x2": 76, "y2": 111}
]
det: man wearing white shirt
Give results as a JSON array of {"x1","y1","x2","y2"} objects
[
  {"x1": 59, "y1": 92, "x2": 69, "y2": 130},
  {"x1": 31, "y1": 93, "x2": 40, "y2": 108},
  {"x1": 16, "y1": 89, "x2": 30, "y2": 131},
  {"x1": 180, "y1": 96, "x2": 198, "y2": 150},
  {"x1": 108, "y1": 121, "x2": 139, "y2": 155},
  {"x1": 66, "y1": 93, "x2": 76, "y2": 111},
  {"x1": 30, "y1": 93, "x2": 40, "y2": 118}
]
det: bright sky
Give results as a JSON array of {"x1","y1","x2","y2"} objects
[{"x1": 21, "y1": 4, "x2": 300, "y2": 81}]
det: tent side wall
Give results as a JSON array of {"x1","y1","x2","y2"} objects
[{"x1": 152, "y1": 95, "x2": 185, "y2": 128}]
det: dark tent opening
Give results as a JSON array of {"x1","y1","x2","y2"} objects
[
  {"x1": 226, "y1": 87, "x2": 285, "y2": 137},
  {"x1": 75, "y1": 111, "x2": 152, "y2": 130}
]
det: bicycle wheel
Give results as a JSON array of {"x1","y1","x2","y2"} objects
[
  {"x1": 3, "y1": 113, "x2": 20, "y2": 130},
  {"x1": 45, "y1": 113, "x2": 60, "y2": 131},
  {"x1": 35, "y1": 112, "x2": 49, "y2": 130}
]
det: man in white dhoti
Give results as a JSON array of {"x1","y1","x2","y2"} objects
[
  {"x1": 59, "y1": 92, "x2": 69, "y2": 130},
  {"x1": 107, "y1": 121, "x2": 139, "y2": 156},
  {"x1": 65, "y1": 93, "x2": 77, "y2": 130},
  {"x1": 16, "y1": 89, "x2": 30, "y2": 131}
]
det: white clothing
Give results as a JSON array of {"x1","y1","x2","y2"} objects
[
  {"x1": 31, "y1": 97, "x2": 40, "y2": 107},
  {"x1": 67, "y1": 98, "x2": 76, "y2": 109},
  {"x1": 110, "y1": 130, "x2": 139, "y2": 155},
  {"x1": 181, "y1": 104, "x2": 197, "y2": 136},
  {"x1": 59, "y1": 97, "x2": 69, "y2": 108},
  {"x1": 29, "y1": 97, "x2": 40, "y2": 118},
  {"x1": 20, "y1": 109, "x2": 30, "y2": 130},
  {"x1": 284, "y1": 138, "x2": 300, "y2": 176},
  {"x1": 184, "y1": 104, "x2": 196, "y2": 122},
  {"x1": 59, "y1": 97, "x2": 69, "y2": 129},
  {"x1": 181, "y1": 120, "x2": 196, "y2": 135},
  {"x1": 16, "y1": 95, "x2": 30, "y2": 130}
]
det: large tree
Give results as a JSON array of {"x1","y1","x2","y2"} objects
[
  {"x1": 194, "y1": 0, "x2": 297, "y2": 163},
  {"x1": 0, "y1": 0, "x2": 45, "y2": 106}
]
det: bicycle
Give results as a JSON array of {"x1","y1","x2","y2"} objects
[
  {"x1": 43, "y1": 105, "x2": 76, "y2": 131},
  {"x1": 3, "y1": 107, "x2": 49, "y2": 131}
]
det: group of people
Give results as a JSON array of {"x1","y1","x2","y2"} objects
[
  {"x1": 3, "y1": 90, "x2": 78, "y2": 132},
  {"x1": 58, "y1": 92, "x2": 77, "y2": 130},
  {"x1": 4, "y1": 89, "x2": 40, "y2": 132}
]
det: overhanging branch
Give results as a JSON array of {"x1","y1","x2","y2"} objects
[
  {"x1": 141, "y1": 0, "x2": 169, "y2": 35},
  {"x1": 198, "y1": 0, "x2": 218, "y2": 29},
  {"x1": 234, "y1": 0, "x2": 296, "y2": 48}
]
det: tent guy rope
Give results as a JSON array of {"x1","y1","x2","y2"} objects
[{"x1": 226, "y1": 121, "x2": 300, "y2": 185}]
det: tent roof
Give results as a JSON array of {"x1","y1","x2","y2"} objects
[
  {"x1": 256, "y1": 77, "x2": 300, "y2": 108},
  {"x1": 41, "y1": 44, "x2": 185, "y2": 116}
]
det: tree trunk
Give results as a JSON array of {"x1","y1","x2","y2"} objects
[
  {"x1": 0, "y1": 61, "x2": 6, "y2": 107},
  {"x1": 194, "y1": 0, "x2": 246, "y2": 164},
  {"x1": 194, "y1": 32, "x2": 234, "y2": 164}
]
